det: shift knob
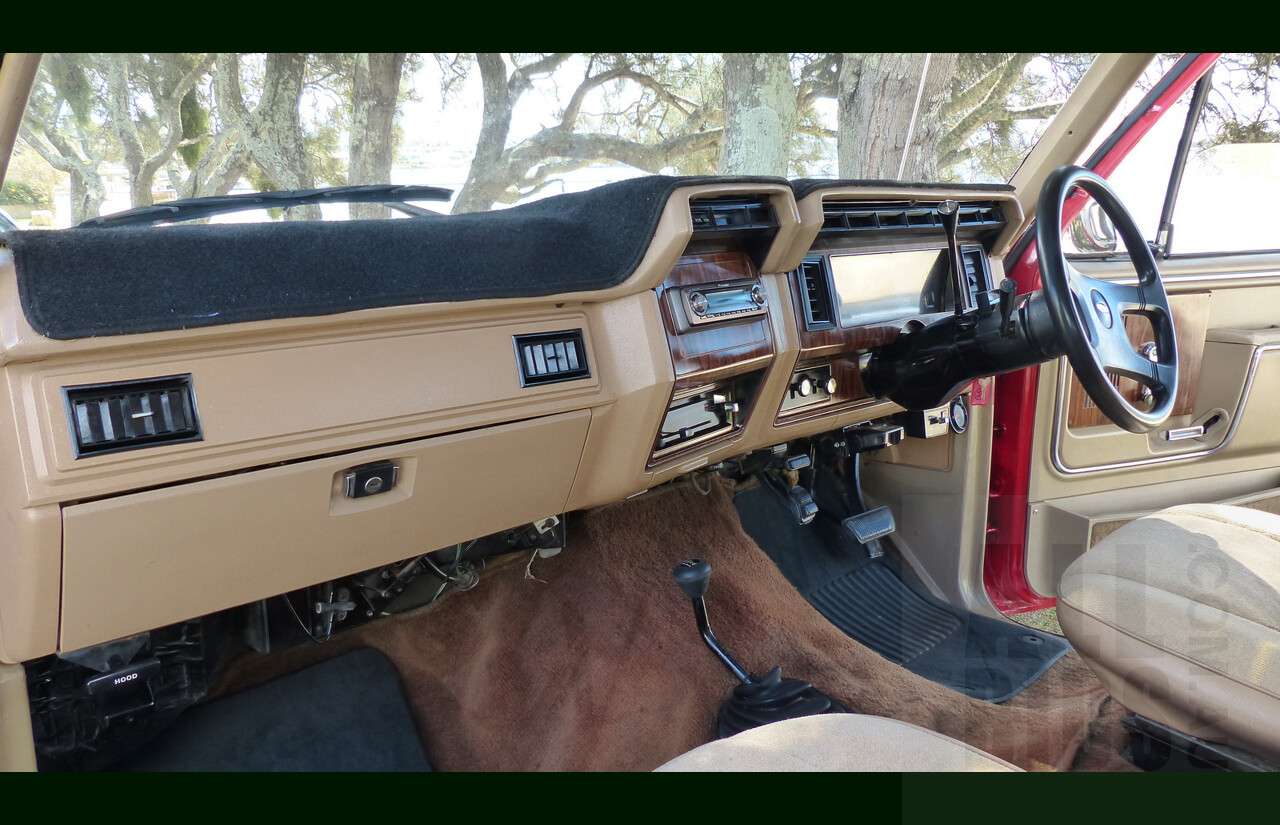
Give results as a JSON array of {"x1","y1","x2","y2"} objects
[{"x1": 673, "y1": 559, "x2": 712, "y2": 599}]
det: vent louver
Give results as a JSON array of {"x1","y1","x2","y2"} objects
[
  {"x1": 796, "y1": 258, "x2": 835, "y2": 330},
  {"x1": 689, "y1": 197, "x2": 777, "y2": 232},
  {"x1": 65, "y1": 375, "x2": 201, "y2": 457},
  {"x1": 961, "y1": 246, "x2": 991, "y2": 299},
  {"x1": 514, "y1": 330, "x2": 590, "y2": 387},
  {"x1": 820, "y1": 201, "x2": 1004, "y2": 236}
]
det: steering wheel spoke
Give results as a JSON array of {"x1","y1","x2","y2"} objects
[
  {"x1": 1101, "y1": 341, "x2": 1164, "y2": 385},
  {"x1": 1038, "y1": 166, "x2": 1179, "y2": 433}
]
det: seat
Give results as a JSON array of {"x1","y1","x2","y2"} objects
[
  {"x1": 654, "y1": 714, "x2": 1021, "y2": 772},
  {"x1": 1058, "y1": 503, "x2": 1280, "y2": 762}
]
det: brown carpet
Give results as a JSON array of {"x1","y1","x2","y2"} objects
[{"x1": 211, "y1": 477, "x2": 1135, "y2": 772}]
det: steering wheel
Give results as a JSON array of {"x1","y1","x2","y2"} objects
[{"x1": 1036, "y1": 165, "x2": 1178, "y2": 434}]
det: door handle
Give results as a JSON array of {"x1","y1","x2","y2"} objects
[{"x1": 1162, "y1": 413, "x2": 1223, "y2": 442}]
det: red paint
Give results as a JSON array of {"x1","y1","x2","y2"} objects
[{"x1": 983, "y1": 53, "x2": 1222, "y2": 614}]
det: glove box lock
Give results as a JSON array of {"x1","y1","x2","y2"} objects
[{"x1": 343, "y1": 460, "x2": 399, "y2": 498}]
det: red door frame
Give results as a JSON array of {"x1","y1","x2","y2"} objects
[{"x1": 983, "y1": 53, "x2": 1222, "y2": 614}]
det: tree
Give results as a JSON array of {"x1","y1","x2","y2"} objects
[
  {"x1": 348, "y1": 53, "x2": 407, "y2": 220},
  {"x1": 836, "y1": 53, "x2": 958, "y2": 180},
  {"x1": 719, "y1": 54, "x2": 797, "y2": 175},
  {"x1": 18, "y1": 53, "x2": 111, "y2": 224},
  {"x1": 105, "y1": 53, "x2": 214, "y2": 207},
  {"x1": 172, "y1": 53, "x2": 322, "y2": 219},
  {"x1": 1199, "y1": 53, "x2": 1280, "y2": 148},
  {"x1": 451, "y1": 53, "x2": 722, "y2": 213}
]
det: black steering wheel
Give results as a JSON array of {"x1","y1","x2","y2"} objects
[{"x1": 1036, "y1": 165, "x2": 1178, "y2": 434}]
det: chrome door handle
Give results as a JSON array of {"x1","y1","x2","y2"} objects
[{"x1": 1163, "y1": 424, "x2": 1206, "y2": 441}]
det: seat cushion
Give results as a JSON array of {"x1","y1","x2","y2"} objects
[
  {"x1": 654, "y1": 714, "x2": 1021, "y2": 772},
  {"x1": 1058, "y1": 503, "x2": 1280, "y2": 760}
]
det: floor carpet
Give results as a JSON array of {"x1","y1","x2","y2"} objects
[{"x1": 208, "y1": 477, "x2": 1135, "y2": 772}]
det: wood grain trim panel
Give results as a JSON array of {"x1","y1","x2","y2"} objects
[
  {"x1": 1066, "y1": 291, "x2": 1212, "y2": 428},
  {"x1": 657, "y1": 251, "x2": 774, "y2": 380}
]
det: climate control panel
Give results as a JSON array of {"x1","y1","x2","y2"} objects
[{"x1": 780, "y1": 364, "x2": 838, "y2": 415}]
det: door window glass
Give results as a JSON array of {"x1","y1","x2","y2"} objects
[{"x1": 1065, "y1": 53, "x2": 1280, "y2": 256}]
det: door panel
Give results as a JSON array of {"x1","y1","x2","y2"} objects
[{"x1": 1023, "y1": 260, "x2": 1280, "y2": 596}]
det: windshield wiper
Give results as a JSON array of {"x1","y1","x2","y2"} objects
[{"x1": 78, "y1": 184, "x2": 454, "y2": 228}]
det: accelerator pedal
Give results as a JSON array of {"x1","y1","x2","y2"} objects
[{"x1": 842, "y1": 505, "x2": 895, "y2": 558}]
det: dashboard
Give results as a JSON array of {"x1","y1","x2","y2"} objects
[{"x1": 0, "y1": 177, "x2": 1024, "y2": 664}]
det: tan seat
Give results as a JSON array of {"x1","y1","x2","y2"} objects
[
  {"x1": 1058, "y1": 503, "x2": 1280, "y2": 761},
  {"x1": 654, "y1": 714, "x2": 1021, "y2": 772}
]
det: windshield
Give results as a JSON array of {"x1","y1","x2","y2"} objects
[{"x1": 4, "y1": 53, "x2": 1099, "y2": 228}]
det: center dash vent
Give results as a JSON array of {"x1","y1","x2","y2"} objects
[
  {"x1": 65, "y1": 374, "x2": 201, "y2": 457},
  {"x1": 514, "y1": 330, "x2": 590, "y2": 387},
  {"x1": 689, "y1": 197, "x2": 778, "y2": 232},
  {"x1": 820, "y1": 201, "x2": 1004, "y2": 236},
  {"x1": 796, "y1": 258, "x2": 835, "y2": 330}
]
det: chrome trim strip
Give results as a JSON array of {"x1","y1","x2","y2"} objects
[
  {"x1": 1049, "y1": 343, "x2": 1280, "y2": 475},
  {"x1": 1070, "y1": 269, "x2": 1280, "y2": 288}
]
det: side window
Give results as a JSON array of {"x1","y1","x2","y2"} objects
[
  {"x1": 1170, "y1": 55, "x2": 1280, "y2": 254},
  {"x1": 1066, "y1": 53, "x2": 1280, "y2": 257}
]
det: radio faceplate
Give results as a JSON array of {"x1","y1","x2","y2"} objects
[{"x1": 668, "y1": 279, "x2": 767, "y2": 333}]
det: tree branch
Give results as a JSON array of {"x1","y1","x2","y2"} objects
[{"x1": 939, "y1": 53, "x2": 1036, "y2": 159}]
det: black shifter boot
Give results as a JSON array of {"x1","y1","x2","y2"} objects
[{"x1": 717, "y1": 667, "x2": 848, "y2": 738}]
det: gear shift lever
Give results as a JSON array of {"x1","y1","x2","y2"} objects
[
  {"x1": 672, "y1": 558, "x2": 845, "y2": 737},
  {"x1": 673, "y1": 559, "x2": 752, "y2": 684}
]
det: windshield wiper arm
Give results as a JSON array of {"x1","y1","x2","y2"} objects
[{"x1": 78, "y1": 184, "x2": 454, "y2": 228}]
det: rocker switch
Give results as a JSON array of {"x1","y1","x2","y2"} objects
[{"x1": 344, "y1": 461, "x2": 399, "y2": 498}]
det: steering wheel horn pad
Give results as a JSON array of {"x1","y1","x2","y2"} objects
[{"x1": 1037, "y1": 166, "x2": 1178, "y2": 434}]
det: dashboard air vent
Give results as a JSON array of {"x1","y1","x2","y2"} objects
[
  {"x1": 820, "y1": 201, "x2": 1004, "y2": 236},
  {"x1": 65, "y1": 375, "x2": 201, "y2": 457},
  {"x1": 796, "y1": 258, "x2": 835, "y2": 330},
  {"x1": 961, "y1": 246, "x2": 991, "y2": 299},
  {"x1": 689, "y1": 197, "x2": 777, "y2": 232},
  {"x1": 514, "y1": 330, "x2": 590, "y2": 387}
]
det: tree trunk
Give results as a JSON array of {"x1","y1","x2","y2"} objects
[
  {"x1": 106, "y1": 59, "x2": 152, "y2": 208},
  {"x1": 349, "y1": 53, "x2": 407, "y2": 220},
  {"x1": 69, "y1": 171, "x2": 106, "y2": 225},
  {"x1": 249, "y1": 53, "x2": 320, "y2": 220},
  {"x1": 837, "y1": 53, "x2": 957, "y2": 180},
  {"x1": 452, "y1": 53, "x2": 515, "y2": 214},
  {"x1": 718, "y1": 53, "x2": 797, "y2": 175}
]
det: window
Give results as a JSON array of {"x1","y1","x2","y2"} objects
[{"x1": 1068, "y1": 53, "x2": 1280, "y2": 257}]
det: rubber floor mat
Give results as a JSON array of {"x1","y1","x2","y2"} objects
[
  {"x1": 112, "y1": 647, "x2": 433, "y2": 771},
  {"x1": 734, "y1": 483, "x2": 1069, "y2": 702}
]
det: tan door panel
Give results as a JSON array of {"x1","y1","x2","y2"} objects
[
  {"x1": 1024, "y1": 268, "x2": 1280, "y2": 598},
  {"x1": 60, "y1": 410, "x2": 589, "y2": 651}
]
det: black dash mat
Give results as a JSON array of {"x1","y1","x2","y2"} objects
[
  {"x1": 734, "y1": 483, "x2": 1069, "y2": 703},
  {"x1": 112, "y1": 648, "x2": 432, "y2": 772}
]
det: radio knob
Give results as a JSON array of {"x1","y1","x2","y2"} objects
[
  {"x1": 750, "y1": 284, "x2": 766, "y2": 306},
  {"x1": 823, "y1": 377, "x2": 837, "y2": 395},
  {"x1": 793, "y1": 376, "x2": 814, "y2": 397},
  {"x1": 689, "y1": 291, "x2": 709, "y2": 315}
]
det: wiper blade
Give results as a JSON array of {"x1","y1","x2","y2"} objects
[{"x1": 78, "y1": 184, "x2": 454, "y2": 228}]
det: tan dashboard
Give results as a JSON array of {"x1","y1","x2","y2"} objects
[{"x1": 0, "y1": 179, "x2": 1023, "y2": 663}]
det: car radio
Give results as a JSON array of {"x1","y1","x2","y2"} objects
[{"x1": 668, "y1": 279, "x2": 767, "y2": 333}]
